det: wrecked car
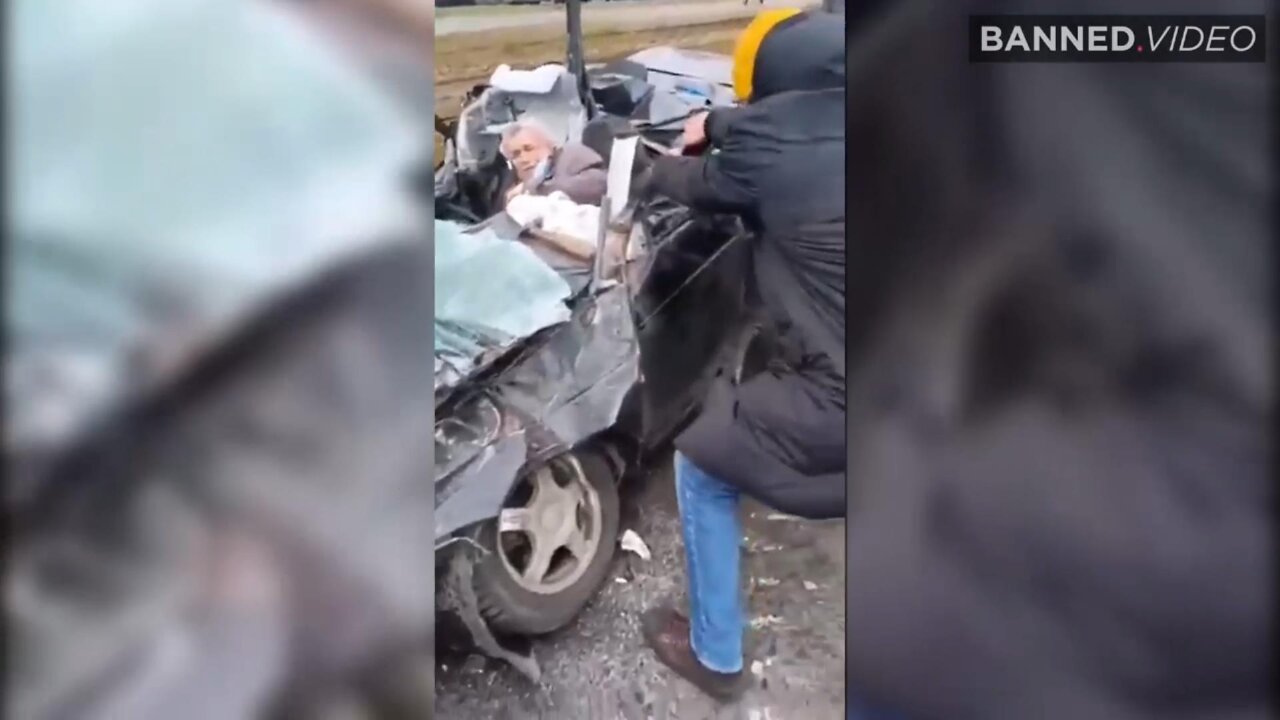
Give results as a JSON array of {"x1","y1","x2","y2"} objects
[
  {"x1": 436, "y1": 45, "x2": 734, "y2": 223},
  {"x1": 433, "y1": 48, "x2": 773, "y2": 675},
  {"x1": 7, "y1": 0, "x2": 436, "y2": 717}
]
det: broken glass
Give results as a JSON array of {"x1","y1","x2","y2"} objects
[{"x1": 433, "y1": 220, "x2": 573, "y2": 391}]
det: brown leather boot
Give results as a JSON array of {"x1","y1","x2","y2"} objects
[{"x1": 641, "y1": 606, "x2": 749, "y2": 702}]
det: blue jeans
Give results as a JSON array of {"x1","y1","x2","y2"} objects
[
  {"x1": 674, "y1": 451, "x2": 745, "y2": 674},
  {"x1": 675, "y1": 453, "x2": 908, "y2": 718}
]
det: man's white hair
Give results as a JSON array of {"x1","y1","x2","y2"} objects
[{"x1": 499, "y1": 117, "x2": 560, "y2": 156}]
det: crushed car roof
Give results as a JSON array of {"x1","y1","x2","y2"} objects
[{"x1": 626, "y1": 46, "x2": 734, "y2": 89}]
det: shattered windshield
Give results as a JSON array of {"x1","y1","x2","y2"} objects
[{"x1": 434, "y1": 220, "x2": 572, "y2": 390}]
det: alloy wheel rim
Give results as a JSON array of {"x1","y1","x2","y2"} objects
[{"x1": 496, "y1": 455, "x2": 603, "y2": 595}]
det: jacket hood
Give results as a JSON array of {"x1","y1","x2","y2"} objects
[{"x1": 737, "y1": 10, "x2": 846, "y2": 102}]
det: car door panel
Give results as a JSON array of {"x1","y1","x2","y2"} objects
[{"x1": 625, "y1": 204, "x2": 753, "y2": 446}]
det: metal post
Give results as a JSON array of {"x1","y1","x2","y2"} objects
[{"x1": 564, "y1": 0, "x2": 594, "y2": 117}]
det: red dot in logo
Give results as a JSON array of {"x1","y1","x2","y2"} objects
[{"x1": 1137, "y1": 45, "x2": 1144, "y2": 52}]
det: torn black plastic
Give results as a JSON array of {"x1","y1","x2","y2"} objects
[{"x1": 437, "y1": 545, "x2": 543, "y2": 682}]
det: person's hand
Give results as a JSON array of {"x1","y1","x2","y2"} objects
[{"x1": 679, "y1": 112, "x2": 710, "y2": 151}]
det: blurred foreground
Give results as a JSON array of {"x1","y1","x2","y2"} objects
[
  {"x1": 6, "y1": 0, "x2": 435, "y2": 717},
  {"x1": 838, "y1": 1, "x2": 1272, "y2": 718}
]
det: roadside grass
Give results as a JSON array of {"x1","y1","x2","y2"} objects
[{"x1": 436, "y1": 19, "x2": 743, "y2": 117}]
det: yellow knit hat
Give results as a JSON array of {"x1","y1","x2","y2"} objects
[{"x1": 731, "y1": 8, "x2": 804, "y2": 102}]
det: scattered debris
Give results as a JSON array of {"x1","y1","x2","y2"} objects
[
  {"x1": 803, "y1": 581, "x2": 818, "y2": 591},
  {"x1": 442, "y1": 551, "x2": 542, "y2": 682},
  {"x1": 766, "y1": 513, "x2": 801, "y2": 521},
  {"x1": 751, "y1": 660, "x2": 765, "y2": 677},
  {"x1": 615, "y1": 577, "x2": 629, "y2": 584},
  {"x1": 755, "y1": 577, "x2": 781, "y2": 587},
  {"x1": 750, "y1": 615, "x2": 784, "y2": 629},
  {"x1": 620, "y1": 529, "x2": 652, "y2": 561}
]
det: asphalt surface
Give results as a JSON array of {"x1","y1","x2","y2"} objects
[{"x1": 436, "y1": 451, "x2": 846, "y2": 719}]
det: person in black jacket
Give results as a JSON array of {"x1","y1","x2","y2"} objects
[{"x1": 637, "y1": 9, "x2": 847, "y2": 701}]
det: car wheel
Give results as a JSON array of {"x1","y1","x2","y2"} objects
[{"x1": 472, "y1": 450, "x2": 620, "y2": 636}]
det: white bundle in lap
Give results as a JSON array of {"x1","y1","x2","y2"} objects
[{"x1": 505, "y1": 192, "x2": 600, "y2": 243}]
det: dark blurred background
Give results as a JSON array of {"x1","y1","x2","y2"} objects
[
  {"x1": 841, "y1": 1, "x2": 1272, "y2": 719},
  {"x1": 6, "y1": 1, "x2": 436, "y2": 717}
]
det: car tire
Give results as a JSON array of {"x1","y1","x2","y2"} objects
[{"x1": 471, "y1": 450, "x2": 620, "y2": 636}]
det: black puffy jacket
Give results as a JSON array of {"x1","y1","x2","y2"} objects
[{"x1": 647, "y1": 10, "x2": 847, "y2": 518}]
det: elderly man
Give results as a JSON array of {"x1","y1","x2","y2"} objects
[{"x1": 499, "y1": 119, "x2": 607, "y2": 207}]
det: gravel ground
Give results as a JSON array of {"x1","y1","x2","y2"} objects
[{"x1": 436, "y1": 451, "x2": 846, "y2": 719}]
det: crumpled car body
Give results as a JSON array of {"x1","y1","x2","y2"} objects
[
  {"x1": 432, "y1": 208, "x2": 754, "y2": 545},
  {"x1": 433, "y1": 46, "x2": 752, "y2": 549},
  {"x1": 435, "y1": 45, "x2": 738, "y2": 225},
  {"x1": 431, "y1": 206, "x2": 753, "y2": 675},
  {"x1": 7, "y1": 0, "x2": 434, "y2": 717},
  {"x1": 431, "y1": 47, "x2": 762, "y2": 675}
]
